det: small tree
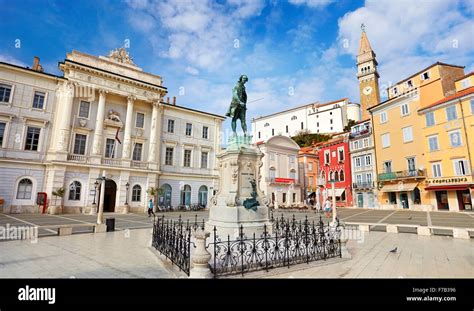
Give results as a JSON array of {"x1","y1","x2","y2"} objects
[
  {"x1": 343, "y1": 119, "x2": 357, "y2": 132},
  {"x1": 51, "y1": 187, "x2": 65, "y2": 207},
  {"x1": 147, "y1": 187, "x2": 164, "y2": 209}
]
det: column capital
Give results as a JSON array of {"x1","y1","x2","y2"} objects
[
  {"x1": 98, "y1": 88, "x2": 108, "y2": 96},
  {"x1": 127, "y1": 95, "x2": 136, "y2": 104}
]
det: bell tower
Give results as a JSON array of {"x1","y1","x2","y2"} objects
[{"x1": 357, "y1": 24, "x2": 380, "y2": 120}]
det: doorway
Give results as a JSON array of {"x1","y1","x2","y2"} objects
[
  {"x1": 435, "y1": 191, "x2": 449, "y2": 210},
  {"x1": 457, "y1": 190, "x2": 472, "y2": 211},
  {"x1": 357, "y1": 193, "x2": 364, "y2": 208},
  {"x1": 103, "y1": 180, "x2": 117, "y2": 212},
  {"x1": 400, "y1": 192, "x2": 409, "y2": 209}
]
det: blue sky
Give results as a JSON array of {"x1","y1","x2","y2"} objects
[{"x1": 1, "y1": 0, "x2": 473, "y2": 132}]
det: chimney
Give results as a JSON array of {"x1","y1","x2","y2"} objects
[
  {"x1": 32, "y1": 56, "x2": 43, "y2": 72},
  {"x1": 172, "y1": 96, "x2": 176, "y2": 105},
  {"x1": 166, "y1": 97, "x2": 170, "y2": 104}
]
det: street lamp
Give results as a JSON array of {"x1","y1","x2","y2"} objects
[
  {"x1": 96, "y1": 173, "x2": 107, "y2": 224},
  {"x1": 92, "y1": 181, "x2": 99, "y2": 205},
  {"x1": 125, "y1": 182, "x2": 130, "y2": 205}
]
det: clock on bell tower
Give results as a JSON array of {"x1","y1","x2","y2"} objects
[{"x1": 357, "y1": 25, "x2": 380, "y2": 120}]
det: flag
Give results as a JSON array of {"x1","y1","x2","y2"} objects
[{"x1": 115, "y1": 127, "x2": 122, "y2": 144}]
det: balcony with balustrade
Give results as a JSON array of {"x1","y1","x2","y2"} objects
[
  {"x1": 67, "y1": 154, "x2": 87, "y2": 163},
  {"x1": 377, "y1": 169, "x2": 426, "y2": 181},
  {"x1": 352, "y1": 181, "x2": 374, "y2": 190}
]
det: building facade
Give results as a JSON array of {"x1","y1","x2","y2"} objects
[
  {"x1": 369, "y1": 62, "x2": 465, "y2": 211},
  {"x1": 349, "y1": 119, "x2": 377, "y2": 208},
  {"x1": 252, "y1": 98, "x2": 360, "y2": 143},
  {"x1": 0, "y1": 49, "x2": 224, "y2": 214},
  {"x1": 417, "y1": 72, "x2": 473, "y2": 211},
  {"x1": 298, "y1": 146, "x2": 319, "y2": 203},
  {"x1": 257, "y1": 135, "x2": 302, "y2": 209},
  {"x1": 316, "y1": 134, "x2": 353, "y2": 207},
  {"x1": 0, "y1": 59, "x2": 65, "y2": 213}
]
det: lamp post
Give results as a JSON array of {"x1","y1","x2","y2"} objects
[
  {"x1": 90, "y1": 180, "x2": 99, "y2": 215},
  {"x1": 331, "y1": 180, "x2": 337, "y2": 224},
  {"x1": 97, "y1": 172, "x2": 107, "y2": 224},
  {"x1": 123, "y1": 182, "x2": 130, "y2": 214}
]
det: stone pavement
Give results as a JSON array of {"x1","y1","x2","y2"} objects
[
  {"x1": 0, "y1": 228, "x2": 175, "y2": 278},
  {"x1": 261, "y1": 230, "x2": 474, "y2": 278}
]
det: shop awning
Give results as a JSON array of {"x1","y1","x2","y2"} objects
[
  {"x1": 380, "y1": 182, "x2": 418, "y2": 192},
  {"x1": 327, "y1": 188, "x2": 345, "y2": 197},
  {"x1": 425, "y1": 184, "x2": 472, "y2": 191}
]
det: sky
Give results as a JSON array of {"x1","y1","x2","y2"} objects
[{"x1": 1, "y1": 0, "x2": 473, "y2": 132}]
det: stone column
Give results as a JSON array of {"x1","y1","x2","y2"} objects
[
  {"x1": 190, "y1": 230, "x2": 212, "y2": 278},
  {"x1": 147, "y1": 100, "x2": 162, "y2": 170},
  {"x1": 97, "y1": 170, "x2": 106, "y2": 225},
  {"x1": 122, "y1": 95, "x2": 135, "y2": 161},
  {"x1": 54, "y1": 81, "x2": 75, "y2": 160},
  {"x1": 91, "y1": 89, "x2": 107, "y2": 162}
]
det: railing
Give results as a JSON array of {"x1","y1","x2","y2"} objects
[
  {"x1": 131, "y1": 161, "x2": 147, "y2": 169},
  {"x1": 353, "y1": 182, "x2": 375, "y2": 189},
  {"x1": 209, "y1": 214, "x2": 342, "y2": 277},
  {"x1": 151, "y1": 215, "x2": 205, "y2": 276},
  {"x1": 378, "y1": 169, "x2": 426, "y2": 181},
  {"x1": 101, "y1": 158, "x2": 122, "y2": 166},
  {"x1": 67, "y1": 154, "x2": 87, "y2": 162},
  {"x1": 349, "y1": 128, "x2": 371, "y2": 138}
]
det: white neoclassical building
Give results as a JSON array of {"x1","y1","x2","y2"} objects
[
  {"x1": 0, "y1": 49, "x2": 224, "y2": 214},
  {"x1": 252, "y1": 98, "x2": 361, "y2": 143},
  {"x1": 257, "y1": 135, "x2": 302, "y2": 208}
]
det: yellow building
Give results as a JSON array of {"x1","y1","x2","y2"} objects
[
  {"x1": 369, "y1": 62, "x2": 465, "y2": 210},
  {"x1": 418, "y1": 72, "x2": 473, "y2": 211}
]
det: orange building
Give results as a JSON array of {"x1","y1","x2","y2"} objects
[{"x1": 298, "y1": 146, "x2": 319, "y2": 203}]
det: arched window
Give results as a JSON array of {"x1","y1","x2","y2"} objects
[
  {"x1": 339, "y1": 170, "x2": 345, "y2": 182},
  {"x1": 198, "y1": 185, "x2": 208, "y2": 207},
  {"x1": 160, "y1": 184, "x2": 172, "y2": 207},
  {"x1": 320, "y1": 171, "x2": 326, "y2": 183},
  {"x1": 334, "y1": 171, "x2": 339, "y2": 182},
  {"x1": 329, "y1": 171, "x2": 334, "y2": 181},
  {"x1": 269, "y1": 167, "x2": 276, "y2": 179},
  {"x1": 289, "y1": 169, "x2": 296, "y2": 180},
  {"x1": 132, "y1": 185, "x2": 141, "y2": 202},
  {"x1": 180, "y1": 184, "x2": 191, "y2": 205},
  {"x1": 68, "y1": 181, "x2": 81, "y2": 201},
  {"x1": 16, "y1": 178, "x2": 33, "y2": 199}
]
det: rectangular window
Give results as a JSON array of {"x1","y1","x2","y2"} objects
[
  {"x1": 308, "y1": 162, "x2": 313, "y2": 171},
  {"x1": 292, "y1": 193, "x2": 296, "y2": 203},
  {"x1": 380, "y1": 112, "x2": 387, "y2": 123},
  {"x1": 186, "y1": 123, "x2": 192, "y2": 136},
  {"x1": 392, "y1": 87, "x2": 398, "y2": 96},
  {"x1": 301, "y1": 122, "x2": 304, "y2": 130},
  {"x1": 136, "y1": 112, "x2": 145, "y2": 128},
  {"x1": 269, "y1": 152, "x2": 275, "y2": 161},
  {"x1": 356, "y1": 174, "x2": 362, "y2": 184},
  {"x1": 24, "y1": 127, "x2": 41, "y2": 151},
  {"x1": 421, "y1": 71, "x2": 430, "y2": 80},
  {"x1": 202, "y1": 126, "x2": 209, "y2": 139},
  {"x1": 289, "y1": 155, "x2": 295, "y2": 164},
  {"x1": 330, "y1": 119, "x2": 333, "y2": 124},
  {"x1": 165, "y1": 147, "x2": 173, "y2": 165},
  {"x1": 425, "y1": 112, "x2": 435, "y2": 127},
  {"x1": 365, "y1": 154, "x2": 371, "y2": 166},
  {"x1": 0, "y1": 122, "x2": 5, "y2": 146},
  {"x1": 402, "y1": 126, "x2": 413, "y2": 143},
  {"x1": 132, "y1": 143, "x2": 143, "y2": 161},
  {"x1": 381, "y1": 133, "x2": 390, "y2": 148},
  {"x1": 272, "y1": 129, "x2": 274, "y2": 136},
  {"x1": 201, "y1": 151, "x2": 208, "y2": 169},
  {"x1": 285, "y1": 125, "x2": 288, "y2": 133},
  {"x1": 184, "y1": 150, "x2": 191, "y2": 167},
  {"x1": 167, "y1": 119, "x2": 175, "y2": 133},
  {"x1": 32, "y1": 91, "x2": 45, "y2": 109},
  {"x1": 428, "y1": 135, "x2": 439, "y2": 151},
  {"x1": 446, "y1": 106, "x2": 457, "y2": 121},
  {"x1": 453, "y1": 159, "x2": 469, "y2": 176},
  {"x1": 407, "y1": 157, "x2": 416, "y2": 171},
  {"x1": 258, "y1": 131, "x2": 261, "y2": 139},
  {"x1": 73, "y1": 134, "x2": 87, "y2": 155},
  {"x1": 383, "y1": 161, "x2": 392, "y2": 173},
  {"x1": 388, "y1": 192, "x2": 397, "y2": 204},
  {"x1": 0, "y1": 84, "x2": 12, "y2": 103},
  {"x1": 105, "y1": 138, "x2": 115, "y2": 158},
  {"x1": 366, "y1": 173, "x2": 373, "y2": 184},
  {"x1": 355, "y1": 157, "x2": 361, "y2": 167},
  {"x1": 354, "y1": 141, "x2": 359, "y2": 150},
  {"x1": 432, "y1": 162, "x2": 442, "y2": 177},
  {"x1": 79, "y1": 101, "x2": 90, "y2": 118},
  {"x1": 461, "y1": 79, "x2": 471, "y2": 89},
  {"x1": 338, "y1": 147, "x2": 344, "y2": 161},
  {"x1": 364, "y1": 138, "x2": 369, "y2": 147},
  {"x1": 406, "y1": 80, "x2": 413, "y2": 88},
  {"x1": 401, "y1": 103, "x2": 409, "y2": 116},
  {"x1": 449, "y1": 130, "x2": 462, "y2": 147}
]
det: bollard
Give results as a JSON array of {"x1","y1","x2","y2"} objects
[{"x1": 190, "y1": 230, "x2": 212, "y2": 278}]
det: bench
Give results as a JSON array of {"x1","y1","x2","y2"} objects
[{"x1": 38, "y1": 223, "x2": 102, "y2": 236}]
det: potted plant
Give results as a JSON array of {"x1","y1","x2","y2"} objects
[{"x1": 50, "y1": 187, "x2": 65, "y2": 214}]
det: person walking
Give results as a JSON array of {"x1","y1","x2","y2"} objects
[{"x1": 148, "y1": 198, "x2": 156, "y2": 217}]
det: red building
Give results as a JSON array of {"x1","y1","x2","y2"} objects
[{"x1": 316, "y1": 134, "x2": 353, "y2": 207}]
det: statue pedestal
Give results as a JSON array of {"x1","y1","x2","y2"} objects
[{"x1": 206, "y1": 136, "x2": 272, "y2": 239}]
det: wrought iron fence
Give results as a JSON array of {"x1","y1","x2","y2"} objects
[
  {"x1": 209, "y1": 214, "x2": 342, "y2": 277},
  {"x1": 151, "y1": 215, "x2": 205, "y2": 276}
]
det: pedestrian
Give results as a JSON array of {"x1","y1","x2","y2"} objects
[
  {"x1": 324, "y1": 199, "x2": 332, "y2": 218},
  {"x1": 148, "y1": 198, "x2": 155, "y2": 217}
]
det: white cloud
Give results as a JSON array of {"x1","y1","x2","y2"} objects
[
  {"x1": 288, "y1": 0, "x2": 334, "y2": 9},
  {"x1": 0, "y1": 54, "x2": 27, "y2": 67},
  {"x1": 185, "y1": 66, "x2": 199, "y2": 75}
]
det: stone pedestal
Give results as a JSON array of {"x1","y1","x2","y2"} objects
[
  {"x1": 206, "y1": 136, "x2": 272, "y2": 239},
  {"x1": 190, "y1": 230, "x2": 213, "y2": 278}
]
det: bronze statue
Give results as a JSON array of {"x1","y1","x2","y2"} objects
[
  {"x1": 226, "y1": 75, "x2": 248, "y2": 136},
  {"x1": 243, "y1": 179, "x2": 259, "y2": 211}
]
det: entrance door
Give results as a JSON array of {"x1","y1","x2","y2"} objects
[
  {"x1": 435, "y1": 191, "x2": 449, "y2": 210},
  {"x1": 457, "y1": 190, "x2": 472, "y2": 211},
  {"x1": 357, "y1": 193, "x2": 364, "y2": 208},
  {"x1": 103, "y1": 180, "x2": 117, "y2": 212},
  {"x1": 400, "y1": 192, "x2": 409, "y2": 209}
]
